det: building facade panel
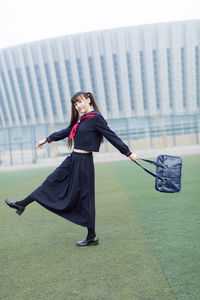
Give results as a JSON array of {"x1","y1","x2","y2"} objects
[
  {"x1": 0, "y1": 19, "x2": 199, "y2": 131},
  {"x1": 155, "y1": 23, "x2": 170, "y2": 115}
]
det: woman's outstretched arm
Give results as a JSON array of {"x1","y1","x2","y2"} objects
[
  {"x1": 95, "y1": 115, "x2": 139, "y2": 162},
  {"x1": 36, "y1": 125, "x2": 73, "y2": 148}
]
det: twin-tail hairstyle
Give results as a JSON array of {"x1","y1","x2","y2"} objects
[{"x1": 67, "y1": 91, "x2": 103, "y2": 149}]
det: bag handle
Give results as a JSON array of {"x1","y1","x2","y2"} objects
[
  {"x1": 135, "y1": 158, "x2": 164, "y2": 181},
  {"x1": 139, "y1": 158, "x2": 164, "y2": 168}
]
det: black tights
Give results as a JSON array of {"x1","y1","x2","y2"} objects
[
  {"x1": 87, "y1": 228, "x2": 96, "y2": 240},
  {"x1": 17, "y1": 196, "x2": 96, "y2": 239},
  {"x1": 16, "y1": 195, "x2": 34, "y2": 207}
]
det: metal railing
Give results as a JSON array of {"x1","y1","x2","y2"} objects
[{"x1": 0, "y1": 114, "x2": 200, "y2": 166}]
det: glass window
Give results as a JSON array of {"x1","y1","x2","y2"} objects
[
  {"x1": 88, "y1": 56, "x2": 97, "y2": 96},
  {"x1": 34, "y1": 64, "x2": 48, "y2": 117},
  {"x1": 153, "y1": 49, "x2": 160, "y2": 109},
  {"x1": 100, "y1": 55, "x2": 110, "y2": 112},
  {"x1": 0, "y1": 88, "x2": 8, "y2": 124},
  {"x1": 7, "y1": 70, "x2": 22, "y2": 121},
  {"x1": 0, "y1": 71, "x2": 15, "y2": 122},
  {"x1": 166, "y1": 48, "x2": 173, "y2": 108},
  {"x1": 180, "y1": 47, "x2": 186, "y2": 107},
  {"x1": 195, "y1": 46, "x2": 200, "y2": 107},
  {"x1": 44, "y1": 63, "x2": 57, "y2": 115},
  {"x1": 139, "y1": 51, "x2": 148, "y2": 110},
  {"x1": 54, "y1": 61, "x2": 67, "y2": 115},
  {"x1": 126, "y1": 52, "x2": 135, "y2": 111},
  {"x1": 76, "y1": 58, "x2": 85, "y2": 90},
  {"x1": 25, "y1": 66, "x2": 39, "y2": 118},
  {"x1": 15, "y1": 68, "x2": 31, "y2": 120},
  {"x1": 64, "y1": 60, "x2": 74, "y2": 96},
  {"x1": 112, "y1": 53, "x2": 122, "y2": 111}
]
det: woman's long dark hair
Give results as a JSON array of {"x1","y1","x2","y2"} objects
[{"x1": 67, "y1": 91, "x2": 103, "y2": 149}]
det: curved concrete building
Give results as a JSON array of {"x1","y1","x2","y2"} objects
[{"x1": 0, "y1": 19, "x2": 200, "y2": 164}]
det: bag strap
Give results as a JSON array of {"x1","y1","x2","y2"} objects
[
  {"x1": 140, "y1": 158, "x2": 164, "y2": 168},
  {"x1": 135, "y1": 159, "x2": 164, "y2": 181}
]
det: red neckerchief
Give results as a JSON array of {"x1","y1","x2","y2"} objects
[{"x1": 68, "y1": 111, "x2": 101, "y2": 141}]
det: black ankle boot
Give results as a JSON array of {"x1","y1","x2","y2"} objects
[{"x1": 4, "y1": 199, "x2": 25, "y2": 215}]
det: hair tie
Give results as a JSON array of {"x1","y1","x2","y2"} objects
[{"x1": 87, "y1": 92, "x2": 90, "y2": 97}]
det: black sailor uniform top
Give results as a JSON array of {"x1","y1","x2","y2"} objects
[{"x1": 46, "y1": 110, "x2": 132, "y2": 157}]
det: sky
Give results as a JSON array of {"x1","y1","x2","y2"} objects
[{"x1": 0, "y1": 0, "x2": 199, "y2": 49}]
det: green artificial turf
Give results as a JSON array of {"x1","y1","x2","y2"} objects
[
  {"x1": 113, "y1": 154, "x2": 200, "y2": 300},
  {"x1": 0, "y1": 155, "x2": 199, "y2": 299}
]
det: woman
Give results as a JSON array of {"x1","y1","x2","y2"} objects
[{"x1": 5, "y1": 91, "x2": 139, "y2": 246}]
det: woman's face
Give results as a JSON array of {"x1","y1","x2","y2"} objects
[{"x1": 74, "y1": 95, "x2": 91, "y2": 114}]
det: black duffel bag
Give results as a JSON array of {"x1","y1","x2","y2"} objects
[{"x1": 135, "y1": 154, "x2": 182, "y2": 193}]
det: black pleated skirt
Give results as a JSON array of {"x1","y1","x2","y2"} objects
[{"x1": 30, "y1": 151, "x2": 95, "y2": 228}]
